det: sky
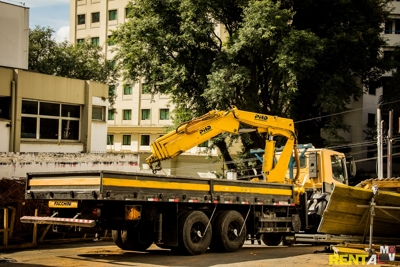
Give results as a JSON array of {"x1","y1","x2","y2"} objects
[{"x1": 7, "y1": 0, "x2": 70, "y2": 42}]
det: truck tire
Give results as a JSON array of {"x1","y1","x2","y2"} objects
[
  {"x1": 178, "y1": 210, "x2": 212, "y2": 255},
  {"x1": 121, "y1": 222, "x2": 154, "y2": 251},
  {"x1": 112, "y1": 230, "x2": 128, "y2": 250},
  {"x1": 211, "y1": 210, "x2": 246, "y2": 252},
  {"x1": 261, "y1": 233, "x2": 282, "y2": 246}
]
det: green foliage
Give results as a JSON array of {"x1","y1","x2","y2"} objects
[
  {"x1": 112, "y1": 0, "x2": 389, "y2": 164},
  {"x1": 28, "y1": 26, "x2": 119, "y2": 111}
]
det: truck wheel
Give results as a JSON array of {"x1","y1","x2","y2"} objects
[
  {"x1": 178, "y1": 211, "x2": 212, "y2": 255},
  {"x1": 261, "y1": 233, "x2": 282, "y2": 246},
  {"x1": 212, "y1": 210, "x2": 246, "y2": 252},
  {"x1": 112, "y1": 230, "x2": 128, "y2": 250},
  {"x1": 121, "y1": 222, "x2": 154, "y2": 251}
]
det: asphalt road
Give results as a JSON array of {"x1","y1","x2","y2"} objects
[{"x1": 0, "y1": 241, "x2": 336, "y2": 267}]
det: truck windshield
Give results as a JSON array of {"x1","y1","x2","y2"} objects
[{"x1": 331, "y1": 155, "x2": 346, "y2": 184}]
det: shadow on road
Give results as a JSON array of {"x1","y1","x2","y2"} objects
[
  {"x1": 3, "y1": 241, "x2": 329, "y2": 267},
  {"x1": 69, "y1": 244, "x2": 327, "y2": 267}
]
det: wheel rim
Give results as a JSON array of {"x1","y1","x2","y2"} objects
[
  {"x1": 190, "y1": 221, "x2": 205, "y2": 244},
  {"x1": 227, "y1": 221, "x2": 241, "y2": 241}
]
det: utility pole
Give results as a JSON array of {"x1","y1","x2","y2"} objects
[
  {"x1": 377, "y1": 109, "x2": 383, "y2": 179},
  {"x1": 387, "y1": 110, "x2": 393, "y2": 178}
]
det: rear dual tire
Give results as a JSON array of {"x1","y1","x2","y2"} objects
[
  {"x1": 178, "y1": 211, "x2": 212, "y2": 255},
  {"x1": 210, "y1": 210, "x2": 246, "y2": 253}
]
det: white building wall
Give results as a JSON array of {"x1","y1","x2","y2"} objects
[
  {"x1": 0, "y1": 120, "x2": 10, "y2": 152},
  {"x1": 0, "y1": 152, "x2": 139, "y2": 179},
  {"x1": 0, "y1": 2, "x2": 29, "y2": 69},
  {"x1": 91, "y1": 96, "x2": 108, "y2": 153}
]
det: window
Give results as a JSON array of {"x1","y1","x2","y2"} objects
[
  {"x1": 92, "y1": 37, "x2": 100, "y2": 46},
  {"x1": 396, "y1": 19, "x2": 400, "y2": 34},
  {"x1": 368, "y1": 113, "x2": 376, "y2": 125},
  {"x1": 123, "y1": 109, "x2": 132, "y2": 120},
  {"x1": 368, "y1": 80, "x2": 380, "y2": 95},
  {"x1": 385, "y1": 20, "x2": 393, "y2": 34},
  {"x1": 77, "y1": 14, "x2": 85, "y2": 25},
  {"x1": 0, "y1": 97, "x2": 11, "y2": 119},
  {"x1": 160, "y1": 109, "x2": 170, "y2": 120},
  {"x1": 109, "y1": 85, "x2": 116, "y2": 95},
  {"x1": 108, "y1": 110, "x2": 115, "y2": 120},
  {"x1": 109, "y1": 10, "x2": 117, "y2": 21},
  {"x1": 107, "y1": 135, "x2": 114, "y2": 145},
  {"x1": 141, "y1": 135, "x2": 150, "y2": 146},
  {"x1": 198, "y1": 141, "x2": 208, "y2": 147},
  {"x1": 107, "y1": 35, "x2": 114, "y2": 46},
  {"x1": 122, "y1": 135, "x2": 131, "y2": 145},
  {"x1": 92, "y1": 106, "x2": 105, "y2": 121},
  {"x1": 123, "y1": 85, "x2": 132, "y2": 95},
  {"x1": 91, "y1": 12, "x2": 100, "y2": 23},
  {"x1": 77, "y1": 38, "x2": 85, "y2": 44},
  {"x1": 331, "y1": 155, "x2": 345, "y2": 184},
  {"x1": 21, "y1": 100, "x2": 80, "y2": 140},
  {"x1": 141, "y1": 109, "x2": 150, "y2": 120},
  {"x1": 125, "y1": 7, "x2": 132, "y2": 18}
]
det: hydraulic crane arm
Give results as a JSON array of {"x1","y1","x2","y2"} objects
[{"x1": 146, "y1": 106, "x2": 300, "y2": 183}]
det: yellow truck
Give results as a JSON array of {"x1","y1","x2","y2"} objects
[{"x1": 20, "y1": 107, "x2": 351, "y2": 255}]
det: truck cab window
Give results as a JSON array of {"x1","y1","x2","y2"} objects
[{"x1": 331, "y1": 155, "x2": 345, "y2": 184}]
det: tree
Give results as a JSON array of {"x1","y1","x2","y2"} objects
[
  {"x1": 112, "y1": 0, "x2": 389, "y2": 165},
  {"x1": 29, "y1": 26, "x2": 119, "y2": 110}
]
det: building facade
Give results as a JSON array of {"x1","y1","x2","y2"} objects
[
  {"x1": 0, "y1": 67, "x2": 109, "y2": 153},
  {"x1": 0, "y1": 1, "x2": 29, "y2": 70},
  {"x1": 70, "y1": 0, "x2": 220, "y2": 175}
]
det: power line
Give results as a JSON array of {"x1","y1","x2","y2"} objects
[{"x1": 294, "y1": 99, "x2": 400, "y2": 124}]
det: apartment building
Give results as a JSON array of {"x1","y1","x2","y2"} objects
[
  {"x1": 69, "y1": 0, "x2": 221, "y2": 176},
  {"x1": 324, "y1": 1, "x2": 400, "y2": 174}
]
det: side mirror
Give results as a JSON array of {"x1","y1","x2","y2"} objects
[{"x1": 346, "y1": 156, "x2": 356, "y2": 178}]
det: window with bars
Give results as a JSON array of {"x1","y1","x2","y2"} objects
[
  {"x1": 91, "y1": 12, "x2": 100, "y2": 23},
  {"x1": 107, "y1": 135, "x2": 114, "y2": 145},
  {"x1": 77, "y1": 14, "x2": 85, "y2": 25},
  {"x1": 141, "y1": 109, "x2": 150, "y2": 120},
  {"x1": 160, "y1": 109, "x2": 170, "y2": 120},
  {"x1": 141, "y1": 135, "x2": 150, "y2": 146},
  {"x1": 123, "y1": 135, "x2": 131, "y2": 145},
  {"x1": 21, "y1": 100, "x2": 80, "y2": 140},
  {"x1": 124, "y1": 85, "x2": 132, "y2": 95},
  {"x1": 109, "y1": 10, "x2": 117, "y2": 21},
  {"x1": 123, "y1": 110, "x2": 132, "y2": 120}
]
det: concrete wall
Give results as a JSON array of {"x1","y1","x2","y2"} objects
[
  {"x1": 0, "y1": 152, "x2": 139, "y2": 179},
  {"x1": 0, "y1": 2, "x2": 29, "y2": 69}
]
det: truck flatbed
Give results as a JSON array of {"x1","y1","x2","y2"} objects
[{"x1": 25, "y1": 170, "x2": 295, "y2": 206}]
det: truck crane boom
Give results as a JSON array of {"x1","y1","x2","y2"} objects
[{"x1": 146, "y1": 106, "x2": 300, "y2": 183}]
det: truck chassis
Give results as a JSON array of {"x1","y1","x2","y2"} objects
[{"x1": 21, "y1": 171, "x2": 303, "y2": 255}]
